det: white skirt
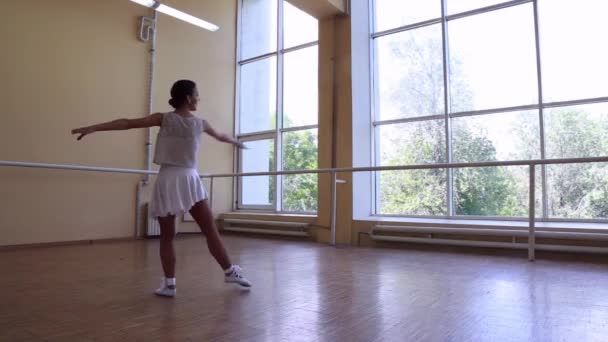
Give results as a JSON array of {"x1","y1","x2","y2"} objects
[{"x1": 150, "y1": 165, "x2": 208, "y2": 218}]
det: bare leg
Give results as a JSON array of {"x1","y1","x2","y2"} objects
[
  {"x1": 158, "y1": 215, "x2": 176, "y2": 278},
  {"x1": 189, "y1": 200, "x2": 231, "y2": 270}
]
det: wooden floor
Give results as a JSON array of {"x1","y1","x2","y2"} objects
[{"x1": 2, "y1": 235, "x2": 608, "y2": 341}]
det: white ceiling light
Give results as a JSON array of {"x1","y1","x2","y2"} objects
[
  {"x1": 130, "y1": 0, "x2": 156, "y2": 7},
  {"x1": 129, "y1": 0, "x2": 219, "y2": 32}
]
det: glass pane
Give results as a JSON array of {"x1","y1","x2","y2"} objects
[
  {"x1": 282, "y1": 129, "x2": 318, "y2": 212},
  {"x1": 448, "y1": 0, "x2": 513, "y2": 15},
  {"x1": 284, "y1": 1, "x2": 318, "y2": 48},
  {"x1": 545, "y1": 103, "x2": 608, "y2": 219},
  {"x1": 451, "y1": 111, "x2": 541, "y2": 217},
  {"x1": 239, "y1": 57, "x2": 277, "y2": 134},
  {"x1": 448, "y1": 4, "x2": 537, "y2": 112},
  {"x1": 379, "y1": 120, "x2": 446, "y2": 164},
  {"x1": 283, "y1": 46, "x2": 318, "y2": 127},
  {"x1": 240, "y1": 139, "x2": 275, "y2": 206},
  {"x1": 374, "y1": 25, "x2": 444, "y2": 120},
  {"x1": 377, "y1": 120, "x2": 447, "y2": 215},
  {"x1": 378, "y1": 169, "x2": 448, "y2": 215},
  {"x1": 282, "y1": 129, "x2": 318, "y2": 171},
  {"x1": 374, "y1": 0, "x2": 441, "y2": 32},
  {"x1": 240, "y1": 0, "x2": 277, "y2": 60},
  {"x1": 547, "y1": 163, "x2": 608, "y2": 219},
  {"x1": 452, "y1": 111, "x2": 540, "y2": 162},
  {"x1": 545, "y1": 103, "x2": 608, "y2": 159},
  {"x1": 540, "y1": 0, "x2": 608, "y2": 102},
  {"x1": 453, "y1": 166, "x2": 540, "y2": 217}
]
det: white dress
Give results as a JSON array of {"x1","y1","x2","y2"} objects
[{"x1": 149, "y1": 112, "x2": 209, "y2": 218}]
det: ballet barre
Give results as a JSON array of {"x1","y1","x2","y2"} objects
[{"x1": 3, "y1": 155, "x2": 608, "y2": 261}]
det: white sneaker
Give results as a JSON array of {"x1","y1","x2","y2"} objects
[
  {"x1": 224, "y1": 265, "x2": 252, "y2": 288},
  {"x1": 154, "y1": 278, "x2": 176, "y2": 297}
]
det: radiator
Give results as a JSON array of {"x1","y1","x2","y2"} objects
[
  {"x1": 146, "y1": 203, "x2": 160, "y2": 237},
  {"x1": 222, "y1": 218, "x2": 311, "y2": 237}
]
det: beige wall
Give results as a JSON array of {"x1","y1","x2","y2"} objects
[
  {"x1": 0, "y1": 0, "x2": 236, "y2": 245},
  {"x1": 0, "y1": 0, "x2": 354, "y2": 247}
]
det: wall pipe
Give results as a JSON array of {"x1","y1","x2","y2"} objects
[
  {"x1": 145, "y1": 10, "x2": 157, "y2": 183},
  {"x1": 135, "y1": 10, "x2": 157, "y2": 239}
]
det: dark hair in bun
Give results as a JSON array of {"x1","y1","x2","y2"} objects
[{"x1": 168, "y1": 80, "x2": 197, "y2": 109}]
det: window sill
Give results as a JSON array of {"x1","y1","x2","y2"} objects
[{"x1": 355, "y1": 216, "x2": 608, "y2": 233}]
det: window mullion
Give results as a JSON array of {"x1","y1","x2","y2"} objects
[
  {"x1": 532, "y1": 0, "x2": 548, "y2": 220},
  {"x1": 276, "y1": 0, "x2": 284, "y2": 212},
  {"x1": 441, "y1": 0, "x2": 454, "y2": 217},
  {"x1": 234, "y1": 0, "x2": 244, "y2": 210}
]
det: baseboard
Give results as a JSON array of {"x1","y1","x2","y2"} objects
[{"x1": 0, "y1": 237, "x2": 136, "y2": 251}]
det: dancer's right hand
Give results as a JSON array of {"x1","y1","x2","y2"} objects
[{"x1": 71, "y1": 127, "x2": 95, "y2": 140}]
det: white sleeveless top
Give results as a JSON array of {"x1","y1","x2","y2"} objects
[{"x1": 153, "y1": 112, "x2": 208, "y2": 168}]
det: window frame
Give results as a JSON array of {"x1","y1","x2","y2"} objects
[
  {"x1": 370, "y1": 0, "x2": 608, "y2": 222},
  {"x1": 236, "y1": 133, "x2": 276, "y2": 211},
  {"x1": 235, "y1": 0, "x2": 319, "y2": 213}
]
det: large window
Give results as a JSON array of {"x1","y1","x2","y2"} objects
[
  {"x1": 372, "y1": 0, "x2": 608, "y2": 220},
  {"x1": 237, "y1": 0, "x2": 319, "y2": 212}
]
